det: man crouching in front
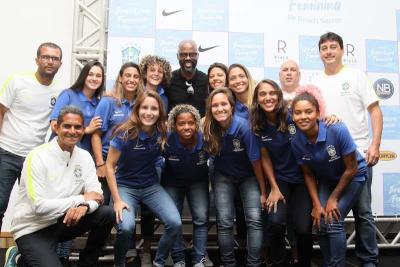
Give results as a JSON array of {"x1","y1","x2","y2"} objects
[{"x1": 5, "y1": 105, "x2": 115, "y2": 267}]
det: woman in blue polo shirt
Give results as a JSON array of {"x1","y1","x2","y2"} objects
[
  {"x1": 106, "y1": 90, "x2": 181, "y2": 267},
  {"x1": 290, "y1": 91, "x2": 367, "y2": 267},
  {"x1": 203, "y1": 87, "x2": 266, "y2": 266},
  {"x1": 227, "y1": 63, "x2": 256, "y2": 120},
  {"x1": 162, "y1": 104, "x2": 209, "y2": 267},
  {"x1": 91, "y1": 62, "x2": 143, "y2": 203},
  {"x1": 140, "y1": 54, "x2": 171, "y2": 112},
  {"x1": 50, "y1": 60, "x2": 104, "y2": 153},
  {"x1": 250, "y1": 79, "x2": 313, "y2": 266}
]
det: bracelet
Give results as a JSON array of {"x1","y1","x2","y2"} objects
[
  {"x1": 78, "y1": 202, "x2": 90, "y2": 211},
  {"x1": 96, "y1": 163, "x2": 105, "y2": 168}
]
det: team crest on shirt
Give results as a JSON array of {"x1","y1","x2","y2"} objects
[
  {"x1": 50, "y1": 96, "x2": 57, "y2": 107},
  {"x1": 74, "y1": 164, "x2": 83, "y2": 183},
  {"x1": 288, "y1": 124, "x2": 296, "y2": 135},
  {"x1": 341, "y1": 81, "x2": 351, "y2": 96},
  {"x1": 196, "y1": 151, "x2": 207, "y2": 165},
  {"x1": 327, "y1": 145, "x2": 340, "y2": 162},
  {"x1": 232, "y1": 139, "x2": 244, "y2": 152}
]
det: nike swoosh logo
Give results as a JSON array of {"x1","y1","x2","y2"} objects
[
  {"x1": 162, "y1": 9, "x2": 183, "y2": 16},
  {"x1": 198, "y1": 45, "x2": 220, "y2": 52}
]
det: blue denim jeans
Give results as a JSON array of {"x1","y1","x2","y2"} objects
[
  {"x1": 265, "y1": 180, "x2": 313, "y2": 267},
  {"x1": 212, "y1": 172, "x2": 263, "y2": 267},
  {"x1": 318, "y1": 179, "x2": 365, "y2": 267},
  {"x1": 113, "y1": 183, "x2": 181, "y2": 267},
  {"x1": 163, "y1": 180, "x2": 209, "y2": 264},
  {"x1": 352, "y1": 167, "x2": 379, "y2": 266},
  {"x1": 0, "y1": 147, "x2": 25, "y2": 230}
]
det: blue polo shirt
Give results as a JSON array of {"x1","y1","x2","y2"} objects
[
  {"x1": 291, "y1": 121, "x2": 367, "y2": 182},
  {"x1": 257, "y1": 115, "x2": 304, "y2": 184},
  {"x1": 234, "y1": 100, "x2": 249, "y2": 120},
  {"x1": 94, "y1": 96, "x2": 134, "y2": 157},
  {"x1": 162, "y1": 131, "x2": 209, "y2": 185},
  {"x1": 110, "y1": 131, "x2": 161, "y2": 188},
  {"x1": 50, "y1": 89, "x2": 99, "y2": 152},
  {"x1": 157, "y1": 85, "x2": 168, "y2": 112},
  {"x1": 214, "y1": 115, "x2": 260, "y2": 178}
]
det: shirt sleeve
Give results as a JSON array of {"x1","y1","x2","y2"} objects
[
  {"x1": 94, "y1": 97, "x2": 113, "y2": 132},
  {"x1": 0, "y1": 74, "x2": 17, "y2": 108},
  {"x1": 49, "y1": 89, "x2": 71, "y2": 121},
  {"x1": 357, "y1": 70, "x2": 379, "y2": 109},
  {"x1": 25, "y1": 151, "x2": 85, "y2": 220},
  {"x1": 110, "y1": 135, "x2": 125, "y2": 151},
  {"x1": 242, "y1": 129, "x2": 261, "y2": 162},
  {"x1": 335, "y1": 123, "x2": 357, "y2": 156},
  {"x1": 290, "y1": 138, "x2": 305, "y2": 166},
  {"x1": 82, "y1": 152, "x2": 103, "y2": 213}
]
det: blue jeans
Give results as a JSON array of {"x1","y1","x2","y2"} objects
[
  {"x1": 163, "y1": 180, "x2": 209, "y2": 264},
  {"x1": 265, "y1": 180, "x2": 313, "y2": 267},
  {"x1": 352, "y1": 167, "x2": 378, "y2": 266},
  {"x1": 0, "y1": 147, "x2": 25, "y2": 230},
  {"x1": 213, "y1": 172, "x2": 263, "y2": 267},
  {"x1": 113, "y1": 183, "x2": 181, "y2": 267},
  {"x1": 318, "y1": 179, "x2": 365, "y2": 267}
]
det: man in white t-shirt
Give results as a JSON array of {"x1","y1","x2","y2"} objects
[
  {"x1": 0, "y1": 42, "x2": 63, "y2": 231},
  {"x1": 279, "y1": 60, "x2": 301, "y2": 105},
  {"x1": 312, "y1": 32, "x2": 383, "y2": 267}
]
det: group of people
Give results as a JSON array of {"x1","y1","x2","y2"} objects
[{"x1": 0, "y1": 31, "x2": 382, "y2": 267}]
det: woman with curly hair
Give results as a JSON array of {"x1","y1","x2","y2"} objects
[
  {"x1": 106, "y1": 90, "x2": 181, "y2": 267},
  {"x1": 162, "y1": 104, "x2": 209, "y2": 267},
  {"x1": 140, "y1": 55, "x2": 172, "y2": 112}
]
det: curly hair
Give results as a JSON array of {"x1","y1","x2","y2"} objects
[
  {"x1": 139, "y1": 55, "x2": 172, "y2": 88},
  {"x1": 167, "y1": 104, "x2": 201, "y2": 132}
]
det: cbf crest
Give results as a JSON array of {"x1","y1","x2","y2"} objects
[
  {"x1": 74, "y1": 164, "x2": 83, "y2": 183},
  {"x1": 232, "y1": 139, "x2": 244, "y2": 152},
  {"x1": 288, "y1": 124, "x2": 296, "y2": 135},
  {"x1": 340, "y1": 81, "x2": 351, "y2": 96},
  {"x1": 327, "y1": 145, "x2": 340, "y2": 162},
  {"x1": 50, "y1": 96, "x2": 57, "y2": 107},
  {"x1": 197, "y1": 150, "x2": 207, "y2": 166}
]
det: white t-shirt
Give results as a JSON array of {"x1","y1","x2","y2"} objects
[
  {"x1": 311, "y1": 66, "x2": 379, "y2": 154},
  {"x1": 0, "y1": 72, "x2": 61, "y2": 157}
]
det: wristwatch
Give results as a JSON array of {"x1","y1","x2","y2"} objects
[{"x1": 78, "y1": 202, "x2": 90, "y2": 212}]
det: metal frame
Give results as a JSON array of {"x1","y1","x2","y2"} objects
[{"x1": 71, "y1": 0, "x2": 108, "y2": 82}]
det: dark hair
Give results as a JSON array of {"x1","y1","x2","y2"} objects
[
  {"x1": 70, "y1": 61, "x2": 105, "y2": 98},
  {"x1": 291, "y1": 92, "x2": 320, "y2": 113},
  {"x1": 250, "y1": 79, "x2": 288, "y2": 135},
  {"x1": 203, "y1": 87, "x2": 235, "y2": 155},
  {"x1": 318, "y1": 32, "x2": 344, "y2": 50},
  {"x1": 57, "y1": 105, "x2": 84, "y2": 125},
  {"x1": 113, "y1": 90, "x2": 167, "y2": 149},
  {"x1": 207, "y1": 62, "x2": 228, "y2": 91},
  {"x1": 37, "y1": 42, "x2": 62, "y2": 60}
]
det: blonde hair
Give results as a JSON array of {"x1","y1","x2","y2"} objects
[
  {"x1": 228, "y1": 63, "x2": 256, "y2": 108},
  {"x1": 139, "y1": 55, "x2": 172, "y2": 88}
]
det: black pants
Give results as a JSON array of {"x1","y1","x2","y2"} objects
[
  {"x1": 264, "y1": 180, "x2": 313, "y2": 267},
  {"x1": 16, "y1": 205, "x2": 115, "y2": 267}
]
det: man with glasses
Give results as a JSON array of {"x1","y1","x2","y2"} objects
[
  {"x1": 166, "y1": 40, "x2": 208, "y2": 117},
  {"x1": 0, "y1": 42, "x2": 63, "y2": 231}
]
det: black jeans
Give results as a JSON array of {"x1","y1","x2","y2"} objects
[
  {"x1": 16, "y1": 205, "x2": 115, "y2": 267},
  {"x1": 264, "y1": 180, "x2": 313, "y2": 267}
]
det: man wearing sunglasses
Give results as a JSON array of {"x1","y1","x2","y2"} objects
[{"x1": 166, "y1": 40, "x2": 208, "y2": 117}]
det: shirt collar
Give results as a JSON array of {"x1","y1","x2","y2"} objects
[
  {"x1": 227, "y1": 115, "x2": 241, "y2": 135},
  {"x1": 172, "y1": 131, "x2": 203, "y2": 151},
  {"x1": 298, "y1": 120, "x2": 326, "y2": 144},
  {"x1": 121, "y1": 98, "x2": 135, "y2": 108},
  {"x1": 78, "y1": 90, "x2": 98, "y2": 105}
]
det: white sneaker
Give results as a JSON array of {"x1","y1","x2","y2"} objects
[
  {"x1": 153, "y1": 261, "x2": 164, "y2": 267},
  {"x1": 193, "y1": 258, "x2": 206, "y2": 267},
  {"x1": 140, "y1": 252, "x2": 152, "y2": 267},
  {"x1": 204, "y1": 254, "x2": 214, "y2": 266},
  {"x1": 173, "y1": 260, "x2": 186, "y2": 267},
  {"x1": 164, "y1": 253, "x2": 174, "y2": 266}
]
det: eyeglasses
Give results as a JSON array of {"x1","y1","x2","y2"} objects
[
  {"x1": 185, "y1": 81, "x2": 194, "y2": 95},
  {"x1": 39, "y1": 55, "x2": 61, "y2": 62},
  {"x1": 178, "y1": 52, "x2": 198, "y2": 59}
]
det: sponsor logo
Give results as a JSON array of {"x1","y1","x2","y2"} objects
[
  {"x1": 301, "y1": 154, "x2": 311, "y2": 161},
  {"x1": 340, "y1": 81, "x2": 351, "y2": 96},
  {"x1": 162, "y1": 9, "x2": 183, "y2": 16},
  {"x1": 198, "y1": 45, "x2": 220, "y2": 52},
  {"x1": 374, "y1": 78, "x2": 394, "y2": 100},
  {"x1": 133, "y1": 140, "x2": 145, "y2": 150},
  {"x1": 261, "y1": 135, "x2": 272, "y2": 142},
  {"x1": 168, "y1": 155, "x2": 180, "y2": 161},
  {"x1": 74, "y1": 165, "x2": 83, "y2": 184},
  {"x1": 197, "y1": 150, "x2": 207, "y2": 165},
  {"x1": 232, "y1": 139, "x2": 244, "y2": 152},
  {"x1": 379, "y1": 151, "x2": 397, "y2": 161}
]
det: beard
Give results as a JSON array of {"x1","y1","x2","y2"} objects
[{"x1": 179, "y1": 59, "x2": 197, "y2": 74}]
